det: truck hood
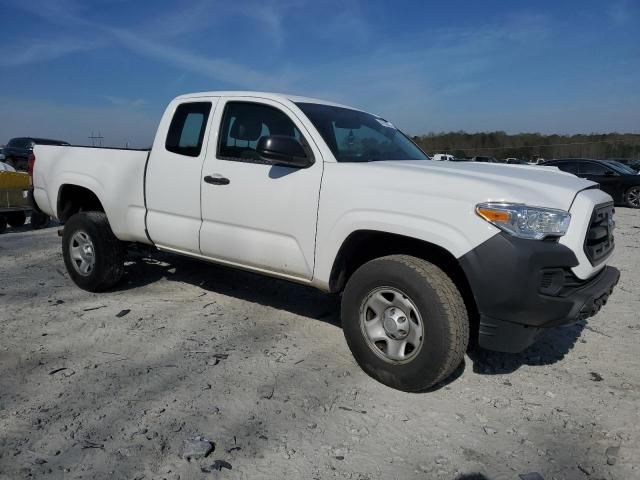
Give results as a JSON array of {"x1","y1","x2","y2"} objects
[{"x1": 368, "y1": 160, "x2": 597, "y2": 211}]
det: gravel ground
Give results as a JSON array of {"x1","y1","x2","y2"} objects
[{"x1": 0, "y1": 209, "x2": 639, "y2": 480}]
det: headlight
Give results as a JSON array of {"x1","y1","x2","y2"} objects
[{"x1": 476, "y1": 202, "x2": 571, "y2": 240}]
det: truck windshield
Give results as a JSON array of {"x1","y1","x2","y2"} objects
[{"x1": 296, "y1": 102, "x2": 428, "y2": 163}]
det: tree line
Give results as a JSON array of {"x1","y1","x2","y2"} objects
[{"x1": 412, "y1": 132, "x2": 640, "y2": 161}]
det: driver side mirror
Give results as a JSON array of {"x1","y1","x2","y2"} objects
[
  {"x1": 604, "y1": 170, "x2": 616, "y2": 176},
  {"x1": 256, "y1": 136, "x2": 313, "y2": 168}
]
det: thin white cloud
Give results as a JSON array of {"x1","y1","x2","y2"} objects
[
  {"x1": 2, "y1": 0, "x2": 291, "y2": 90},
  {"x1": 233, "y1": 3, "x2": 286, "y2": 47},
  {"x1": 102, "y1": 95, "x2": 147, "y2": 108},
  {"x1": 0, "y1": 38, "x2": 99, "y2": 67},
  {"x1": 313, "y1": 5, "x2": 370, "y2": 43},
  {"x1": 139, "y1": 0, "x2": 217, "y2": 38},
  {"x1": 1, "y1": 0, "x2": 638, "y2": 137},
  {"x1": 278, "y1": 14, "x2": 559, "y2": 132},
  {"x1": 608, "y1": 0, "x2": 634, "y2": 25},
  {"x1": 106, "y1": 27, "x2": 290, "y2": 90},
  {"x1": 0, "y1": 0, "x2": 86, "y2": 27}
]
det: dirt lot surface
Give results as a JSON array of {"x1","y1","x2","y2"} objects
[{"x1": 1, "y1": 210, "x2": 639, "y2": 480}]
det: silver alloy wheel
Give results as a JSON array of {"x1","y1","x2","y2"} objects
[
  {"x1": 627, "y1": 187, "x2": 640, "y2": 208},
  {"x1": 359, "y1": 286, "x2": 424, "y2": 364},
  {"x1": 69, "y1": 231, "x2": 96, "y2": 276}
]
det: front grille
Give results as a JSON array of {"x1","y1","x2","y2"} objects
[{"x1": 584, "y1": 203, "x2": 615, "y2": 266}]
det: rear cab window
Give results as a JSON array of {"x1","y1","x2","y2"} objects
[{"x1": 165, "y1": 102, "x2": 212, "y2": 157}]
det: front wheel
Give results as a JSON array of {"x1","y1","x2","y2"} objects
[
  {"x1": 341, "y1": 255, "x2": 469, "y2": 392},
  {"x1": 624, "y1": 186, "x2": 640, "y2": 208},
  {"x1": 62, "y1": 212, "x2": 125, "y2": 292}
]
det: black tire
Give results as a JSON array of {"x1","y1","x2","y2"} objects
[
  {"x1": 624, "y1": 186, "x2": 640, "y2": 208},
  {"x1": 7, "y1": 211, "x2": 27, "y2": 227},
  {"x1": 60, "y1": 201, "x2": 75, "y2": 224},
  {"x1": 341, "y1": 255, "x2": 468, "y2": 392},
  {"x1": 30, "y1": 211, "x2": 50, "y2": 229},
  {"x1": 62, "y1": 211, "x2": 125, "y2": 292},
  {"x1": 0, "y1": 216, "x2": 6, "y2": 234}
]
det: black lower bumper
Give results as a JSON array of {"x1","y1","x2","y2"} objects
[{"x1": 460, "y1": 233, "x2": 620, "y2": 353}]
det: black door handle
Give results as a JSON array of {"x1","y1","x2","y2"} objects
[{"x1": 204, "y1": 174, "x2": 230, "y2": 185}]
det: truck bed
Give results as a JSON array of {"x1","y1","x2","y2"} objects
[{"x1": 32, "y1": 145, "x2": 151, "y2": 243}]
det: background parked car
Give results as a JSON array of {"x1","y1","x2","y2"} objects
[
  {"x1": 0, "y1": 168, "x2": 32, "y2": 232},
  {"x1": 505, "y1": 158, "x2": 529, "y2": 165},
  {"x1": 3, "y1": 137, "x2": 70, "y2": 171},
  {"x1": 470, "y1": 156, "x2": 499, "y2": 163},
  {"x1": 603, "y1": 160, "x2": 639, "y2": 175},
  {"x1": 543, "y1": 158, "x2": 640, "y2": 208},
  {"x1": 0, "y1": 161, "x2": 16, "y2": 172},
  {"x1": 432, "y1": 153, "x2": 456, "y2": 161},
  {"x1": 607, "y1": 157, "x2": 636, "y2": 165}
]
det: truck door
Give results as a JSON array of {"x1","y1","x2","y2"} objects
[
  {"x1": 145, "y1": 98, "x2": 218, "y2": 253},
  {"x1": 199, "y1": 97, "x2": 323, "y2": 280}
]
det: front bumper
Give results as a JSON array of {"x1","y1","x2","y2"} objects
[{"x1": 459, "y1": 232, "x2": 619, "y2": 353}]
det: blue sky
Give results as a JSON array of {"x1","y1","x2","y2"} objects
[{"x1": 0, "y1": 0, "x2": 639, "y2": 147}]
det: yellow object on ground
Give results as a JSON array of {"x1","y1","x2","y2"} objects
[
  {"x1": 0, "y1": 171, "x2": 30, "y2": 189},
  {"x1": 0, "y1": 171, "x2": 30, "y2": 209}
]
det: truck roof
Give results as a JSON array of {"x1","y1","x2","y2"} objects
[{"x1": 175, "y1": 91, "x2": 359, "y2": 111}]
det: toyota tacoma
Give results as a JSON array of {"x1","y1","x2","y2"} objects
[{"x1": 30, "y1": 92, "x2": 619, "y2": 391}]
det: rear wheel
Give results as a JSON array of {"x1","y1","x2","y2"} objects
[
  {"x1": 62, "y1": 212, "x2": 125, "y2": 292},
  {"x1": 7, "y1": 211, "x2": 26, "y2": 227},
  {"x1": 341, "y1": 255, "x2": 469, "y2": 392},
  {"x1": 624, "y1": 186, "x2": 640, "y2": 208}
]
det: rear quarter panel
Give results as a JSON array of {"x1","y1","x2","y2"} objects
[{"x1": 33, "y1": 145, "x2": 149, "y2": 243}]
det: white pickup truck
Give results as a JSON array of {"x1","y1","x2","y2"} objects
[{"x1": 31, "y1": 91, "x2": 619, "y2": 391}]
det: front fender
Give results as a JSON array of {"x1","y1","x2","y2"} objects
[{"x1": 313, "y1": 208, "x2": 499, "y2": 289}]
